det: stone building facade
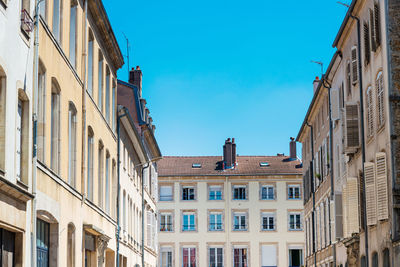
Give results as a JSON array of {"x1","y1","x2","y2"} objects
[{"x1": 157, "y1": 139, "x2": 304, "y2": 267}]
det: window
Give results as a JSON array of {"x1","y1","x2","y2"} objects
[
  {"x1": 16, "y1": 100, "x2": 23, "y2": 180},
  {"x1": 160, "y1": 213, "x2": 173, "y2": 232},
  {"x1": 37, "y1": 63, "x2": 46, "y2": 162},
  {"x1": 105, "y1": 68, "x2": 110, "y2": 122},
  {"x1": 38, "y1": 0, "x2": 46, "y2": 20},
  {"x1": 37, "y1": 219, "x2": 50, "y2": 267},
  {"x1": 261, "y1": 185, "x2": 275, "y2": 200},
  {"x1": 346, "y1": 62, "x2": 352, "y2": 97},
  {"x1": 50, "y1": 80, "x2": 60, "y2": 174},
  {"x1": 67, "y1": 223, "x2": 75, "y2": 267},
  {"x1": 68, "y1": 103, "x2": 77, "y2": 188},
  {"x1": 209, "y1": 247, "x2": 223, "y2": 267},
  {"x1": 233, "y1": 212, "x2": 247, "y2": 231},
  {"x1": 289, "y1": 249, "x2": 303, "y2": 267},
  {"x1": 182, "y1": 186, "x2": 195, "y2": 200},
  {"x1": 182, "y1": 212, "x2": 195, "y2": 231},
  {"x1": 261, "y1": 212, "x2": 275, "y2": 231},
  {"x1": 376, "y1": 72, "x2": 384, "y2": 128},
  {"x1": 364, "y1": 22, "x2": 371, "y2": 65},
  {"x1": 69, "y1": 0, "x2": 77, "y2": 68},
  {"x1": 182, "y1": 247, "x2": 196, "y2": 267},
  {"x1": 209, "y1": 185, "x2": 222, "y2": 200},
  {"x1": 160, "y1": 247, "x2": 172, "y2": 267},
  {"x1": 0, "y1": 69, "x2": 5, "y2": 171},
  {"x1": 374, "y1": 2, "x2": 381, "y2": 49},
  {"x1": 233, "y1": 185, "x2": 246, "y2": 200},
  {"x1": 351, "y1": 46, "x2": 359, "y2": 84},
  {"x1": 288, "y1": 185, "x2": 301, "y2": 199},
  {"x1": 192, "y1": 163, "x2": 201, "y2": 168},
  {"x1": 383, "y1": 248, "x2": 390, "y2": 267},
  {"x1": 105, "y1": 152, "x2": 110, "y2": 214},
  {"x1": 98, "y1": 142, "x2": 104, "y2": 209},
  {"x1": 233, "y1": 247, "x2": 247, "y2": 267},
  {"x1": 209, "y1": 212, "x2": 223, "y2": 231},
  {"x1": 366, "y1": 86, "x2": 374, "y2": 137},
  {"x1": 261, "y1": 245, "x2": 277, "y2": 267},
  {"x1": 160, "y1": 185, "x2": 173, "y2": 201},
  {"x1": 87, "y1": 128, "x2": 94, "y2": 201},
  {"x1": 98, "y1": 52, "x2": 103, "y2": 112},
  {"x1": 52, "y1": 0, "x2": 62, "y2": 43},
  {"x1": 372, "y1": 252, "x2": 378, "y2": 267},
  {"x1": 87, "y1": 31, "x2": 94, "y2": 95},
  {"x1": 289, "y1": 213, "x2": 302, "y2": 230}
]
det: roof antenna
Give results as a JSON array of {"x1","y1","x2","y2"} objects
[
  {"x1": 311, "y1": 60, "x2": 324, "y2": 77},
  {"x1": 123, "y1": 32, "x2": 130, "y2": 75},
  {"x1": 337, "y1": 1, "x2": 350, "y2": 8}
]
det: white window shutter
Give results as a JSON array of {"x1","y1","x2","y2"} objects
[
  {"x1": 351, "y1": 46, "x2": 359, "y2": 84},
  {"x1": 347, "y1": 177, "x2": 360, "y2": 234},
  {"x1": 261, "y1": 245, "x2": 277, "y2": 266},
  {"x1": 366, "y1": 88, "x2": 374, "y2": 137},
  {"x1": 345, "y1": 103, "x2": 360, "y2": 151},
  {"x1": 364, "y1": 162, "x2": 377, "y2": 226},
  {"x1": 376, "y1": 152, "x2": 389, "y2": 220},
  {"x1": 369, "y1": 8, "x2": 377, "y2": 52},
  {"x1": 331, "y1": 88, "x2": 340, "y2": 121},
  {"x1": 342, "y1": 184, "x2": 348, "y2": 237}
]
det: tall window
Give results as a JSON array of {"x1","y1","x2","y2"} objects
[
  {"x1": 160, "y1": 213, "x2": 172, "y2": 232},
  {"x1": 105, "y1": 153, "x2": 110, "y2": 214},
  {"x1": 87, "y1": 31, "x2": 94, "y2": 95},
  {"x1": 209, "y1": 212, "x2": 222, "y2": 231},
  {"x1": 288, "y1": 185, "x2": 301, "y2": 199},
  {"x1": 98, "y1": 52, "x2": 103, "y2": 112},
  {"x1": 112, "y1": 80, "x2": 116, "y2": 131},
  {"x1": 0, "y1": 69, "x2": 5, "y2": 171},
  {"x1": 123, "y1": 191, "x2": 126, "y2": 231},
  {"x1": 233, "y1": 185, "x2": 246, "y2": 200},
  {"x1": 105, "y1": 68, "x2": 110, "y2": 122},
  {"x1": 52, "y1": 0, "x2": 62, "y2": 43},
  {"x1": 383, "y1": 248, "x2": 390, "y2": 267},
  {"x1": 261, "y1": 185, "x2": 275, "y2": 200},
  {"x1": 209, "y1": 185, "x2": 222, "y2": 200},
  {"x1": 182, "y1": 247, "x2": 196, "y2": 267},
  {"x1": 209, "y1": 247, "x2": 223, "y2": 267},
  {"x1": 261, "y1": 245, "x2": 277, "y2": 267},
  {"x1": 98, "y1": 142, "x2": 104, "y2": 209},
  {"x1": 182, "y1": 186, "x2": 195, "y2": 200},
  {"x1": 50, "y1": 80, "x2": 60, "y2": 174},
  {"x1": 261, "y1": 212, "x2": 275, "y2": 231},
  {"x1": 289, "y1": 212, "x2": 302, "y2": 230},
  {"x1": 69, "y1": 0, "x2": 77, "y2": 68},
  {"x1": 87, "y1": 128, "x2": 94, "y2": 201},
  {"x1": 366, "y1": 86, "x2": 374, "y2": 137},
  {"x1": 160, "y1": 185, "x2": 173, "y2": 201},
  {"x1": 233, "y1": 247, "x2": 247, "y2": 267},
  {"x1": 68, "y1": 103, "x2": 77, "y2": 187},
  {"x1": 37, "y1": 219, "x2": 50, "y2": 267},
  {"x1": 38, "y1": 0, "x2": 47, "y2": 20},
  {"x1": 233, "y1": 212, "x2": 247, "y2": 231},
  {"x1": 16, "y1": 100, "x2": 23, "y2": 180},
  {"x1": 160, "y1": 247, "x2": 172, "y2": 267},
  {"x1": 182, "y1": 212, "x2": 195, "y2": 231},
  {"x1": 37, "y1": 63, "x2": 46, "y2": 162},
  {"x1": 67, "y1": 223, "x2": 75, "y2": 267},
  {"x1": 376, "y1": 72, "x2": 384, "y2": 128}
]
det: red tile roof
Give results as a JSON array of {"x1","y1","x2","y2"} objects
[{"x1": 158, "y1": 156, "x2": 302, "y2": 177}]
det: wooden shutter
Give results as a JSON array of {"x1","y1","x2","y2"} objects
[
  {"x1": 342, "y1": 184, "x2": 348, "y2": 237},
  {"x1": 374, "y1": 2, "x2": 381, "y2": 48},
  {"x1": 366, "y1": 87, "x2": 374, "y2": 137},
  {"x1": 347, "y1": 177, "x2": 360, "y2": 234},
  {"x1": 364, "y1": 22, "x2": 370, "y2": 65},
  {"x1": 376, "y1": 73, "x2": 384, "y2": 127},
  {"x1": 364, "y1": 162, "x2": 377, "y2": 225},
  {"x1": 351, "y1": 46, "x2": 358, "y2": 84},
  {"x1": 345, "y1": 103, "x2": 360, "y2": 150},
  {"x1": 331, "y1": 87, "x2": 340, "y2": 121},
  {"x1": 376, "y1": 152, "x2": 389, "y2": 220},
  {"x1": 369, "y1": 9, "x2": 377, "y2": 52}
]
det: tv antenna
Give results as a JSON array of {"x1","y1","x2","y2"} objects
[
  {"x1": 311, "y1": 60, "x2": 324, "y2": 77},
  {"x1": 123, "y1": 32, "x2": 130, "y2": 73},
  {"x1": 337, "y1": 1, "x2": 350, "y2": 8}
]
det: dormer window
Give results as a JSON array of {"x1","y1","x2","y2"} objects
[
  {"x1": 259, "y1": 162, "x2": 270, "y2": 167},
  {"x1": 192, "y1": 163, "x2": 202, "y2": 168}
]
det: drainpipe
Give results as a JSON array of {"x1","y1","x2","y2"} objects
[
  {"x1": 141, "y1": 162, "x2": 149, "y2": 267},
  {"x1": 305, "y1": 122, "x2": 316, "y2": 267},
  {"x1": 116, "y1": 109, "x2": 128, "y2": 267},
  {"x1": 349, "y1": 13, "x2": 369, "y2": 267},
  {"x1": 81, "y1": 0, "x2": 88, "y2": 205}
]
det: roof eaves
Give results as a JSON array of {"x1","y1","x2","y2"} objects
[{"x1": 332, "y1": 0, "x2": 357, "y2": 48}]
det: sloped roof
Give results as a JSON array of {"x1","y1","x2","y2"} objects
[{"x1": 158, "y1": 156, "x2": 302, "y2": 177}]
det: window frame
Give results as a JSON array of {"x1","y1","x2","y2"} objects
[
  {"x1": 261, "y1": 211, "x2": 276, "y2": 231},
  {"x1": 287, "y1": 184, "x2": 301, "y2": 200},
  {"x1": 159, "y1": 184, "x2": 174, "y2": 201},
  {"x1": 208, "y1": 246, "x2": 224, "y2": 267},
  {"x1": 208, "y1": 184, "x2": 223, "y2": 201},
  {"x1": 288, "y1": 212, "x2": 303, "y2": 231},
  {"x1": 160, "y1": 211, "x2": 173, "y2": 232},
  {"x1": 181, "y1": 184, "x2": 196, "y2": 201},
  {"x1": 232, "y1": 184, "x2": 247, "y2": 200},
  {"x1": 181, "y1": 211, "x2": 197, "y2": 232},
  {"x1": 208, "y1": 210, "x2": 224, "y2": 232},
  {"x1": 232, "y1": 211, "x2": 248, "y2": 231},
  {"x1": 260, "y1": 184, "x2": 275, "y2": 200}
]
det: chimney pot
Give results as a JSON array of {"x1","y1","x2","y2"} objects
[{"x1": 313, "y1": 76, "x2": 320, "y2": 94}]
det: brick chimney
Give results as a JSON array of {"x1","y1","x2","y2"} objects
[
  {"x1": 223, "y1": 138, "x2": 236, "y2": 169},
  {"x1": 129, "y1": 66, "x2": 142, "y2": 97},
  {"x1": 313, "y1": 76, "x2": 320, "y2": 93},
  {"x1": 289, "y1": 137, "x2": 297, "y2": 160}
]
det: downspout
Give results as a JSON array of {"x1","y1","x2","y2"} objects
[
  {"x1": 81, "y1": 0, "x2": 88, "y2": 205},
  {"x1": 116, "y1": 109, "x2": 128, "y2": 267},
  {"x1": 32, "y1": 0, "x2": 43, "y2": 265},
  {"x1": 142, "y1": 162, "x2": 150, "y2": 267},
  {"x1": 349, "y1": 14, "x2": 369, "y2": 267},
  {"x1": 306, "y1": 122, "x2": 316, "y2": 267}
]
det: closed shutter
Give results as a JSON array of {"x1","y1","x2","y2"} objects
[
  {"x1": 345, "y1": 104, "x2": 360, "y2": 150},
  {"x1": 364, "y1": 22, "x2": 370, "y2": 65},
  {"x1": 351, "y1": 46, "x2": 358, "y2": 84},
  {"x1": 364, "y1": 162, "x2": 377, "y2": 225},
  {"x1": 342, "y1": 184, "x2": 348, "y2": 237},
  {"x1": 366, "y1": 87, "x2": 374, "y2": 137},
  {"x1": 347, "y1": 177, "x2": 360, "y2": 234},
  {"x1": 261, "y1": 245, "x2": 277, "y2": 267},
  {"x1": 331, "y1": 87, "x2": 340, "y2": 121},
  {"x1": 376, "y1": 152, "x2": 389, "y2": 220},
  {"x1": 374, "y1": 2, "x2": 381, "y2": 47},
  {"x1": 146, "y1": 211, "x2": 151, "y2": 247},
  {"x1": 370, "y1": 9, "x2": 377, "y2": 52},
  {"x1": 376, "y1": 73, "x2": 384, "y2": 127}
]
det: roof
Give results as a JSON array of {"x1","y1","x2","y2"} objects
[
  {"x1": 332, "y1": 0, "x2": 357, "y2": 48},
  {"x1": 158, "y1": 156, "x2": 302, "y2": 177}
]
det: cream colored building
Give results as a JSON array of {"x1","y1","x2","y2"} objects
[{"x1": 157, "y1": 138, "x2": 304, "y2": 267}]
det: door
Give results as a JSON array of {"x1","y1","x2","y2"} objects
[
  {"x1": 289, "y1": 249, "x2": 303, "y2": 267},
  {"x1": 1, "y1": 228, "x2": 16, "y2": 267},
  {"x1": 37, "y1": 219, "x2": 50, "y2": 267}
]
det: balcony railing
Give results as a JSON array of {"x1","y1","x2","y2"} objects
[{"x1": 20, "y1": 9, "x2": 33, "y2": 34}]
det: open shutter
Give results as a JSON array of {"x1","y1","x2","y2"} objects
[
  {"x1": 364, "y1": 22, "x2": 370, "y2": 65},
  {"x1": 370, "y1": 9, "x2": 377, "y2": 52},
  {"x1": 351, "y1": 46, "x2": 358, "y2": 84},
  {"x1": 374, "y1": 2, "x2": 381, "y2": 48},
  {"x1": 331, "y1": 87, "x2": 340, "y2": 121},
  {"x1": 146, "y1": 211, "x2": 151, "y2": 246},
  {"x1": 345, "y1": 103, "x2": 360, "y2": 151},
  {"x1": 376, "y1": 152, "x2": 389, "y2": 220},
  {"x1": 364, "y1": 162, "x2": 377, "y2": 226},
  {"x1": 347, "y1": 177, "x2": 360, "y2": 234}
]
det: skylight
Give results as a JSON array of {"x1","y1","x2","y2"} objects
[
  {"x1": 259, "y1": 162, "x2": 270, "y2": 167},
  {"x1": 192, "y1": 163, "x2": 202, "y2": 168}
]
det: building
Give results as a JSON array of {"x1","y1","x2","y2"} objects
[
  {"x1": 34, "y1": 0, "x2": 124, "y2": 266},
  {"x1": 0, "y1": 0, "x2": 35, "y2": 265},
  {"x1": 298, "y1": 0, "x2": 400, "y2": 266},
  {"x1": 117, "y1": 67, "x2": 162, "y2": 267},
  {"x1": 157, "y1": 138, "x2": 304, "y2": 267}
]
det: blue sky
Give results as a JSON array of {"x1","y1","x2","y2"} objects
[{"x1": 103, "y1": 0, "x2": 350, "y2": 157}]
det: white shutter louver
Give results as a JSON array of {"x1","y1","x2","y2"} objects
[
  {"x1": 351, "y1": 46, "x2": 358, "y2": 84},
  {"x1": 374, "y1": 2, "x2": 381, "y2": 47},
  {"x1": 345, "y1": 103, "x2": 360, "y2": 151},
  {"x1": 366, "y1": 87, "x2": 374, "y2": 137},
  {"x1": 261, "y1": 245, "x2": 277, "y2": 267},
  {"x1": 347, "y1": 177, "x2": 360, "y2": 235},
  {"x1": 376, "y1": 73, "x2": 384, "y2": 128},
  {"x1": 364, "y1": 162, "x2": 377, "y2": 226},
  {"x1": 369, "y1": 8, "x2": 377, "y2": 52},
  {"x1": 331, "y1": 87, "x2": 340, "y2": 121},
  {"x1": 376, "y1": 152, "x2": 389, "y2": 220}
]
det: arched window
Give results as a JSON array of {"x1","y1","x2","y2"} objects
[
  {"x1": 52, "y1": 0, "x2": 62, "y2": 43},
  {"x1": 0, "y1": 67, "x2": 6, "y2": 171},
  {"x1": 105, "y1": 151, "x2": 110, "y2": 214},
  {"x1": 50, "y1": 78, "x2": 61, "y2": 174},
  {"x1": 98, "y1": 141, "x2": 104, "y2": 209},
  {"x1": 69, "y1": 0, "x2": 78, "y2": 68},
  {"x1": 366, "y1": 86, "x2": 374, "y2": 137},
  {"x1": 376, "y1": 71, "x2": 384, "y2": 128},
  {"x1": 87, "y1": 127, "x2": 94, "y2": 201},
  {"x1": 105, "y1": 67, "x2": 110, "y2": 122},
  {"x1": 38, "y1": 61, "x2": 46, "y2": 162},
  {"x1": 383, "y1": 248, "x2": 390, "y2": 267},
  {"x1": 87, "y1": 30, "x2": 94, "y2": 95},
  {"x1": 98, "y1": 52, "x2": 104, "y2": 112},
  {"x1": 67, "y1": 223, "x2": 75, "y2": 267},
  {"x1": 372, "y1": 252, "x2": 378, "y2": 267},
  {"x1": 68, "y1": 102, "x2": 77, "y2": 188}
]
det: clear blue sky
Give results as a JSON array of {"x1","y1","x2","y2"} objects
[{"x1": 103, "y1": 0, "x2": 350, "y2": 157}]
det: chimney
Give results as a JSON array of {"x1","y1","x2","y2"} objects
[
  {"x1": 289, "y1": 137, "x2": 297, "y2": 160},
  {"x1": 313, "y1": 76, "x2": 320, "y2": 93},
  {"x1": 223, "y1": 138, "x2": 233, "y2": 169},
  {"x1": 232, "y1": 138, "x2": 237, "y2": 166},
  {"x1": 129, "y1": 66, "x2": 143, "y2": 97}
]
